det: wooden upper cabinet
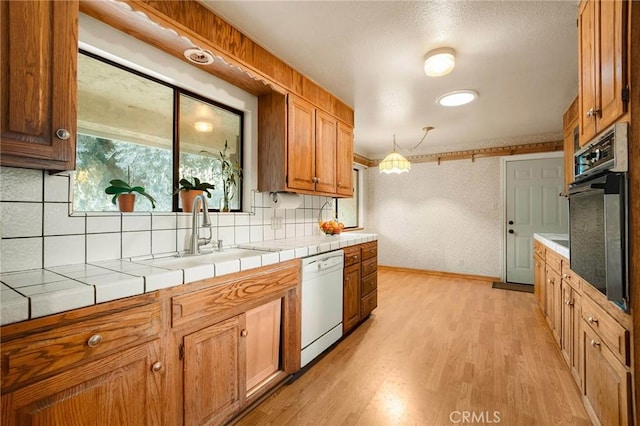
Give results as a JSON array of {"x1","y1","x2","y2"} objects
[
  {"x1": 315, "y1": 110, "x2": 337, "y2": 194},
  {"x1": 563, "y1": 96, "x2": 579, "y2": 189},
  {"x1": 0, "y1": 0, "x2": 78, "y2": 171},
  {"x1": 287, "y1": 95, "x2": 316, "y2": 192},
  {"x1": 258, "y1": 92, "x2": 354, "y2": 197},
  {"x1": 578, "y1": 0, "x2": 628, "y2": 146},
  {"x1": 337, "y1": 122, "x2": 354, "y2": 197}
]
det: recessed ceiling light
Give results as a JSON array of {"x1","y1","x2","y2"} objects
[
  {"x1": 424, "y1": 48, "x2": 456, "y2": 77},
  {"x1": 194, "y1": 121, "x2": 213, "y2": 132},
  {"x1": 184, "y1": 48, "x2": 214, "y2": 65},
  {"x1": 437, "y1": 90, "x2": 479, "y2": 107}
]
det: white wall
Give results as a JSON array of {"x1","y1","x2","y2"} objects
[{"x1": 367, "y1": 157, "x2": 502, "y2": 278}]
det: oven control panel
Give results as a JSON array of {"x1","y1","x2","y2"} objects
[{"x1": 574, "y1": 123, "x2": 628, "y2": 182}]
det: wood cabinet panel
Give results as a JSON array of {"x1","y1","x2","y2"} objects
[
  {"x1": 361, "y1": 290, "x2": 378, "y2": 318},
  {"x1": 343, "y1": 245, "x2": 361, "y2": 268},
  {"x1": 579, "y1": 0, "x2": 598, "y2": 145},
  {"x1": 343, "y1": 264, "x2": 361, "y2": 333},
  {"x1": 582, "y1": 322, "x2": 631, "y2": 426},
  {"x1": 534, "y1": 253, "x2": 546, "y2": 312},
  {"x1": 1, "y1": 339, "x2": 163, "y2": 426},
  {"x1": 545, "y1": 264, "x2": 561, "y2": 346},
  {"x1": 315, "y1": 110, "x2": 337, "y2": 194},
  {"x1": 361, "y1": 242, "x2": 378, "y2": 260},
  {"x1": 183, "y1": 315, "x2": 246, "y2": 426},
  {"x1": 0, "y1": 0, "x2": 77, "y2": 171},
  {"x1": 581, "y1": 293, "x2": 629, "y2": 365},
  {"x1": 563, "y1": 96, "x2": 579, "y2": 189},
  {"x1": 287, "y1": 95, "x2": 316, "y2": 192},
  {"x1": 336, "y1": 122, "x2": 354, "y2": 197},
  {"x1": 246, "y1": 298, "x2": 281, "y2": 392},
  {"x1": 1, "y1": 302, "x2": 161, "y2": 391},
  {"x1": 561, "y1": 281, "x2": 583, "y2": 390},
  {"x1": 361, "y1": 273, "x2": 377, "y2": 296},
  {"x1": 362, "y1": 257, "x2": 377, "y2": 277}
]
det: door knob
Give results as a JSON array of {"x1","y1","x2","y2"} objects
[{"x1": 508, "y1": 230, "x2": 514, "y2": 234}]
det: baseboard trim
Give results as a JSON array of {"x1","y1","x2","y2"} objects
[{"x1": 378, "y1": 265, "x2": 499, "y2": 283}]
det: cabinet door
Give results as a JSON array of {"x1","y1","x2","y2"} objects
[
  {"x1": 571, "y1": 292, "x2": 583, "y2": 390},
  {"x1": 246, "y1": 299, "x2": 281, "y2": 393},
  {"x1": 0, "y1": 0, "x2": 77, "y2": 171},
  {"x1": 534, "y1": 255, "x2": 545, "y2": 312},
  {"x1": 578, "y1": 0, "x2": 597, "y2": 145},
  {"x1": 336, "y1": 122, "x2": 354, "y2": 197},
  {"x1": 582, "y1": 323, "x2": 631, "y2": 426},
  {"x1": 560, "y1": 282, "x2": 572, "y2": 365},
  {"x1": 287, "y1": 95, "x2": 316, "y2": 192},
  {"x1": 183, "y1": 315, "x2": 246, "y2": 426},
  {"x1": 1, "y1": 340, "x2": 163, "y2": 426},
  {"x1": 315, "y1": 110, "x2": 337, "y2": 194},
  {"x1": 343, "y1": 263, "x2": 361, "y2": 333},
  {"x1": 597, "y1": 0, "x2": 627, "y2": 130}
]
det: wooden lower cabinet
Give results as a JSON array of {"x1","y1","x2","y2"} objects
[
  {"x1": 545, "y1": 265, "x2": 562, "y2": 346},
  {"x1": 246, "y1": 299, "x2": 282, "y2": 394},
  {"x1": 561, "y1": 281, "x2": 583, "y2": 389},
  {"x1": 343, "y1": 242, "x2": 378, "y2": 334},
  {"x1": 534, "y1": 253, "x2": 545, "y2": 312},
  {"x1": 343, "y1": 263, "x2": 361, "y2": 333},
  {"x1": 582, "y1": 321, "x2": 632, "y2": 426},
  {"x1": 1, "y1": 339, "x2": 163, "y2": 426},
  {"x1": 183, "y1": 315, "x2": 246, "y2": 426}
]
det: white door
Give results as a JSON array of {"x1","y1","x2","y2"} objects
[{"x1": 505, "y1": 157, "x2": 568, "y2": 284}]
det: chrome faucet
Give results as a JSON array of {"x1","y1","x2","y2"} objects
[{"x1": 189, "y1": 194, "x2": 213, "y2": 255}]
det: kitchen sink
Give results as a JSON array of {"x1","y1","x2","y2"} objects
[{"x1": 135, "y1": 248, "x2": 269, "y2": 269}]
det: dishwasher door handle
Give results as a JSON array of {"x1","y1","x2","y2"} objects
[{"x1": 305, "y1": 256, "x2": 343, "y2": 272}]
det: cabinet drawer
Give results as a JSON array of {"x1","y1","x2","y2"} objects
[
  {"x1": 545, "y1": 249, "x2": 564, "y2": 274},
  {"x1": 561, "y1": 263, "x2": 581, "y2": 291},
  {"x1": 343, "y1": 246, "x2": 361, "y2": 267},
  {"x1": 361, "y1": 242, "x2": 377, "y2": 260},
  {"x1": 361, "y1": 273, "x2": 377, "y2": 296},
  {"x1": 362, "y1": 257, "x2": 377, "y2": 277},
  {"x1": 582, "y1": 294, "x2": 629, "y2": 366},
  {"x1": 1, "y1": 302, "x2": 161, "y2": 390},
  {"x1": 361, "y1": 290, "x2": 377, "y2": 317},
  {"x1": 534, "y1": 240, "x2": 546, "y2": 259}
]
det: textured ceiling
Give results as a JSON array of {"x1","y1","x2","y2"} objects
[{"x1": 202, "y1": 0, "x2": 579, "y2": 159}]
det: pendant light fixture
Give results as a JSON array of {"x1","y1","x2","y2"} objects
[{"x1": 379, "y1": 127, "x2": 434, "y2": 174}]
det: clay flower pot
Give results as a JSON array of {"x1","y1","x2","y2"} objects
[
  {"x1": 117, "y1": 193, "x2": 136, "y2": 212},
  {"x1": 180, "y1": 189, "x2": 204, "y2": 212}
]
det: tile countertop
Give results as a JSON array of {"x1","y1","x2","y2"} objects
[
  {"x1": 534, "y1": 233, "x2": 570, "y2": 259},
  {"x1": 0, "y1": 232, "x2": 377, "y2": 326}
]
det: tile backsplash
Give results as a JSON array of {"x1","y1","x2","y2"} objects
[{"x1": 0, "y1": 167, "x2": 331, "y2": 273}]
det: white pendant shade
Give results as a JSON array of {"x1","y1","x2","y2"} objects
[{"x1": 379, "y1": 151, "x2": 411, "y2": 174}]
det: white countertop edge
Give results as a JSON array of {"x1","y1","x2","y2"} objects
[
  {"x1": 0, "y1": 233, "x2": 377, "y2": 325},
  {"x1": 534, "y1": 233, "x2": 570, "y2": 259}
]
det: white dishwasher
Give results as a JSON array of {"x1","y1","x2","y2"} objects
[{"x1": 301, "y1": 250, "x2": 344, "y2": 367}]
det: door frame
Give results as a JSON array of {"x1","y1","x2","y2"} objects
[{"x1": 499, "y1": 151, "x2": 564, "y2": 282}]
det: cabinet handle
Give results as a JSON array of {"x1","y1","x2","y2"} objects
[
  {"x1": 151, "y1": 362, "x2": 163, "y2": 372},
  {"x1": 353, "y1": 255, "x2": 358, "y2": 260},
  {"x1": 55, "y1": 128, "x2": 71, "y2": 140},
  {"x1": 565, "y1": 299, "x2": 574, "y2": 306},
  {"x1": 240, "y1": 329, "x2": 248, "y2": 337},
  {"x1": 587, "y1": 316, "x2": 598, "y2": 325},
  {"x1": 590, "y1": 340, "x2": 601, "y2": 348},
  {"x1": 87, "y1": 334, "x2": 103, "y2": 347},
  {"x1": 562, "y1": 273, "x2": 569, "y2": 279}
]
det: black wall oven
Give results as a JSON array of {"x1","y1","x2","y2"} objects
[{"x1": 568, "y1": 123, "x2": 629, "y2": 312}]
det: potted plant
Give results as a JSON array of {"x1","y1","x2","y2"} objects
[
  {"x1": 105, "y1": 178, "x2": 156, "y2": 212},
  {"x1": 202, "y1": 140, "x2": 243, "y2": 212},
  {"x1": 177, "y1": 177, "x2": 215, "y2": 212}
]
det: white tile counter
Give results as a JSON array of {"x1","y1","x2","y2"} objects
[
  {"x1": 0, "y1": 232, "x2": 377, "y2": 326},
  {"x1": 534, "y1": 233, "x2": 570, "y2": 259}
]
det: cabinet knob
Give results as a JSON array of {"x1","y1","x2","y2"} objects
[
  {"x1": 587, "y1": 316, "x2": 598, "y2": 324},
  {"x1": 563, "y1": 273, "x2": 570, "y2": 279},
  {"x1": 87, "y1": 334, "x2": 103, "y2": 347},
  {"x1": 590, "y1": 340, "x2": 601, "y2": 348},
  {"x1": 151, "y1": 362, "x2": 163, "y2": 372},
  {"x1": 55, "y1": 128, "x2": 71, "y2": 140},
  {"x1": 240, "y1": 329, "x2": 248, "y2": 337}
]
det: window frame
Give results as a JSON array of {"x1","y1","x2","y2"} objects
[
  {"x1": 335, "y1": 164, "x2": 365, "y2": 229},
  {"x1": 77, "y1": 49, "x2": 245, "y2": 212}
]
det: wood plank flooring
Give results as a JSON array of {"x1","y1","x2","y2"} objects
[{"x1": 236, "y1": 269, "x2": 591, "y2": 425}]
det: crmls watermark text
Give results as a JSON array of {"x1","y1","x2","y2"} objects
[{"x1": 449, "y1": 411, "x2": 501, "y2": 423}]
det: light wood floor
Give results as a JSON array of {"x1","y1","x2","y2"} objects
[{"x1": 236, "y1": 269, "x2": 592, "y2": 425}]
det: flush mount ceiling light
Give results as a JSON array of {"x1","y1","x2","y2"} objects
[
  {"x1": 437, "y1": 90, "x2": 479, "y2": 107},
  {"x1": 184, "y1": 48, "x2": 214, "y2": 65},
  {"x1": 379, "y1": 127, "x2": 434, "y2": 174},
  {"x1": 194, "y1": 121, "x2": 213, "y2": 132},
  {"x1": 424, "y1": 47, "x2": 456, "y2": 77}
]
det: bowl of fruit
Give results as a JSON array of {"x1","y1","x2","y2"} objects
[{"x1": 319, "y1": 219, "x2": 344, "y2": 235}]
